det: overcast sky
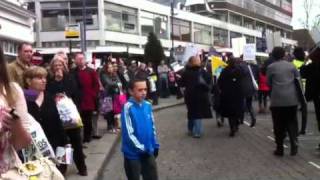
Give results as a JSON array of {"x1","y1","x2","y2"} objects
[{"x1": 292, "y1": 0, "x2": 320, "y2": 29}]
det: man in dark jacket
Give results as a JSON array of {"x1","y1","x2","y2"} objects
[
  {"x1": 300, "y1": 45, "x2": 320, "y2": 149},
  {"x1": 72, "y1": 52, "x2": 100, "y2": 143}
]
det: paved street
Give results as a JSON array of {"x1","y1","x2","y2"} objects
[{"x1": 99, "y1": 103, "x2": 320, "y2": 180}]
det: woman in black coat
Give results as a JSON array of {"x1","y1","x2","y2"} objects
[
  {"x1": 23, "y1": 66, "x2": 68, "y2": 175},
  {"x1": 218, "y1": 58, "x2": 245, "y2": 137},
  {"x1": 46, "y1": 55, "x2": 88, "y2": 176},
  {"x1": 180, "y1": 56, "x2": 212, "y2": 138}
]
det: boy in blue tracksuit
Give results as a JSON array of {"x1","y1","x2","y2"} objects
[{"x1": 121, "y1": 78, "x2": 160, "y2": 180}]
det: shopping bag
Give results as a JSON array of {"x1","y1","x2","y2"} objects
[
  {"x1": 99, "y1": 92, "x2": 113, "y2": 115},
  {"x1": 55, "y1": 145, "x2": 73, "y2": 165},
  {"x1": 55, "y1": 93, "x2": 83, "y2": 129},
  {"x1": 22, "y1": 114, "x2": 55, "y2": 161},
  {"x1": 113, "y1": 94, "x2": 127, "y2": 114}
]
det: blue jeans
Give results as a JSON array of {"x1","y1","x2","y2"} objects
[{"x1": 188, "y1": 119, "x2": 202, "y2": 136}]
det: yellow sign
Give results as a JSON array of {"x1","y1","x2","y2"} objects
[
  {"x1": 211, "y1": 56, "x2": 227, "y2": 76},
  {"x1": 65, "y1": 24, "x2": 80, "y2": 39}
]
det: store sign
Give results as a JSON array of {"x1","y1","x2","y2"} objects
[{"x1": 65, "y1": 24, "x2": 80, "y2": 39}]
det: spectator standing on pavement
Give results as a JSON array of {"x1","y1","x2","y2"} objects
[
  {"x1": 23, "y1": 66, "x2": 69, "y2": 175},
  {"x1": 218, "y1": 58, "x2": 244, "y2": 137},
  {"x1": 112, "y1": 62, "x2": 127, "y2": 132},
  {"x1": 180, "y1": 56, "x2": 212, "y2": 138},
  {"x1": 121, "y1": 78, "x2": 159, "y2": 180},
  {"x1": 146, "y1": 62, "x2": 158, "y2": 105},
  {"x1": 71, "y1": 52, "x2": 100, "y2": 143},
  {"x1": 300, "y1": 44, "x2": 320, "y2": 150},
  {"x1": 100, "y1": 62, "x2": 117, "y2": 133},
  {"x1": 46, "y1": 54, "x2": 88, "y2": 176},
  {"x1": 7, "y1": 43, "x2": 33, "y2": 87},
  {"x1": 0, "y1": 45, "x2": 32, "y2": 175},
  {"x1": 157, "y1": 60, "x2": 170, "y2": 98},
  {"x1": 267, "y1": 47, "x2": 300, "y2": 156},
  {"x1": 292, "y1": 47, "x2": 308, "y2": 135}
]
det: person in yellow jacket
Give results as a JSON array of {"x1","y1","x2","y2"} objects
[{"x1": 292, "y1": 47, "x2": 308, "y2": 135}]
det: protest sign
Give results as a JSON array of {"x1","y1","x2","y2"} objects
[{"x1": 243, "y1": 44, "x2": 256, "y2": 61}]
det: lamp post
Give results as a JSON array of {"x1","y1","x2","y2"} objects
[
  {"x1": 170, "y1": 0, "x2": 175, "y2": 63},
  {"x1": 81, "y1": 0, "x2": 87, "y2": 52}
]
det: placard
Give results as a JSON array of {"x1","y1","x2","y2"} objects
[{"x1": 243, "y1": 44, "x2": 256, "y2": 61}]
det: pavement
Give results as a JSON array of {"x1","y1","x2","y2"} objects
[
  {"x1": 66, "y1": 96, "x2": 184, "y2": 180},
  {"x1": 99, "y1": 103, "x2": 320, "y2": 180}
]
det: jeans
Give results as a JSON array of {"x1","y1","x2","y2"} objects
[
  {"x1": 124, "y1": 156, "x2": 158, "y2": 180},
  {"x1": 188, "y1": 119, "x2": 202, "y2": 136}
]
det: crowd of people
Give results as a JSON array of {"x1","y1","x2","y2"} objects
[
  {"x1": 1, "y1": 40, "x2": 320, "y2": 180},
  {"x1": 0, "y1": 42, "x2": 178, "y2": 178},
  {"x1": 181, "y1": 45, "x2": 320, "y2": 159}
]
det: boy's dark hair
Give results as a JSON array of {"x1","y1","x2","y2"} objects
[
  {"x1": 128, "y1": 78, "x2": 147, "y2": 90},
  {"x1": 271, "y1": 47, "x2": 285, "y2": 60},
  {"x1": 293, "y1": 47, "x2": 305, "y2": 60}
]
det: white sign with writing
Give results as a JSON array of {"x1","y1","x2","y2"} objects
[
  {"x1": 232, "y1": 37, "x2": 246, "y2": 58},
  {"x1": 243, "y1": 44, "x2": 256, "y2": 61}
]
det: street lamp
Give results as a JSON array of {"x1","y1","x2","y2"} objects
[
  {"x1": 170, "y1": 0, "x2": 176, "y2": 63},
  {"x1": 81, "y1": 0, "x2": 87, "y2": 52}
]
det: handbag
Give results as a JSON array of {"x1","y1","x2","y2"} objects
[
  {"x1": 113, "y1": 94, "x2": 127, "y2": 114},
  {"x1": 0, "y1": 125, "x2": 65, "y2": 180},
  {"x1": 247, "y1": 65, "x2": 259, "y2": 91},
  {"x1": 99, "y1": 92, "x2": 113, "y2": 115}
]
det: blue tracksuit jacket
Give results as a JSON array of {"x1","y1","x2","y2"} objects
[{"x1": 121, "y1": 98, "x2": 160, "y2": 160}]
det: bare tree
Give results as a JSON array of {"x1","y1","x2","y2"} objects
[{"x1": 299, "y1": 0, "x2": 314, "y2": 29}]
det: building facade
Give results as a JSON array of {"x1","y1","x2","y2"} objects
[
  {"x1": 0, "y1": 0, "x2": 35, "y2": 60},
  {"x1": 26, "y1": 0, "x2": 296, "y2": 57}
]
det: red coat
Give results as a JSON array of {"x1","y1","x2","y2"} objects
[
  {"x1": 76, "y1": 67, "x2": 100, "y2": 111},
  {"x1": 258, "y1": 72, "x2": 270, "y2": 91}
]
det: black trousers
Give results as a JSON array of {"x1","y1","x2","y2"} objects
[
  {"x1": 270, "y1": 106, "x2": 298, "y2": 150},
  {"x1": 66, "y1": 128, "x2": 87, "y2": 172},
  {"x1": 124, "y1": 156, "x2": 158, "y2": 180},
  {"x1": 228, "y1": 116, "x2": 239, "y2": 132},
  {"x1": 300, "y1": 102, "x2": 308, "y2": 133},
  {"x1": 104, "y1": 111, "x2": 115, "y2": 130},
  {"x1": 80, "y1": 110, "x2": 93, "y2": 142},
  {"x1": 313, "y1": 96, "x2": 320, "y2": 132},
  {"x1": 241, "y1": 96, "x2": 256, "y2": 124},
  {"x1": 258, "y1": 90, "x2": 269, "y2": 108}
]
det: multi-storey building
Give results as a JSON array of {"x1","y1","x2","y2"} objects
[
  {"x1": 0, "y1": 0, "x2": 35, "y2": 60},
  {"x1": 25, "y1": 0, "x2": 296, "y2": 59}
]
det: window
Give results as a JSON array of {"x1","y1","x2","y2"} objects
[
  {"x1": 140, "y1": 11, "x2": 168, "y2": 39},
  {"x1": 230, "y1": 31, "x2": 242, "y2": 47},
  {"x1": 256, "y1": 21, "x2": 265, "y2": 32},
  {"x1": 243, "y1": 18, "x2": 254, "y2": 29},
  {"x1": 229, "y1": 13, "x2": 242, "y2": 26},
  {"x1": 41, "y1": 1, "x2": 99, "y2": 31},
  {"x1": 212, "y1": 11, "x2": 228, "y2": 22},
  {"x1": 194, "y1": 23, "x2": 211, "y2": 45},
  {"x1": 172, "y1": 18, "x2": 191, "y2": 42},
  {"x1": 105, "y1": 3, "x2": 138, "y2": 34},
  {"x1": 70, "y1": 1, "x2": 99, "y2": 29},
  {"x1": 244, "y1": 35, "x2": 255, "y2": 44},
  {"x1": 213, "y1": 28, "x2": 228, "y2": 47},
  {"x1": 41, "y1": 2, "x2": 69, "y2": 31}
]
